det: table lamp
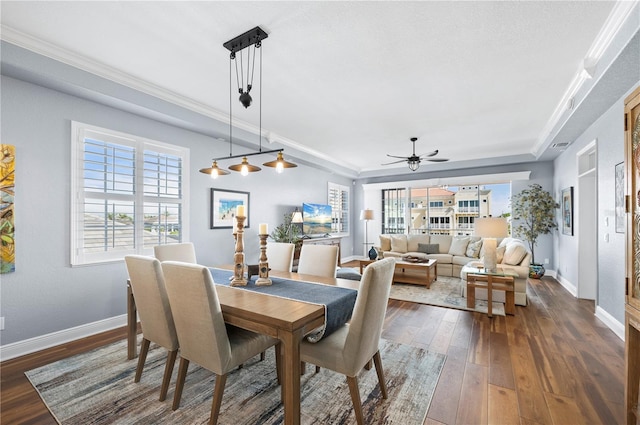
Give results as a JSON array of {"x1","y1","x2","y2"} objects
[
  {"x1": 360, "y1": 209, "x2": 376, "y2": 259},
  {"x1": 474, "y1": 217, "x2": 508, "y2": 273}
]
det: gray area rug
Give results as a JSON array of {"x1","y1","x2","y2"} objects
[
  {"x1": 26, "y1": 337, "x2": 446, "y2": 424},
  {"x1": 389, "y1": 275, "x2": 506, "y2": 316}
]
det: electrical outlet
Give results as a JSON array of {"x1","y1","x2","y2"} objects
[
  {"x1": 544, "y1": 258, "x2": 549, "y2": 264},
  {"x1": 0, "y1": 317, "x2": 5, "y2": 331}
]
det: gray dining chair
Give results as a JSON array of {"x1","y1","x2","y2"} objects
[
  {"x1": 297, "y1": 244, "x2": 339, "y2": 277},
  {"x1": 161, "y1": 261, "x2": 280, "y2": 424},
  {"x1": 267, "y1": 242, "x2": 295, "y2": 272},
  {"x1": 300, "y1": 257, "x2": 396, "y2": 424},
  {"x1": 154, "y1": 242, "x2": 197, "y2": 263},
  {"x1": 124, "y1": 255, "x2": 179, "y2": 402}
]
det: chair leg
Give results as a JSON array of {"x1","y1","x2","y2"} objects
[
  {"x1": 260, "y1": 351, "x2": 266, "y2": 361},
  {"x1": 301, "y1": 361, "x2": 306, "y2": 375},
  {"x1": 209, "y1": 373, "x2": 228, "y2": 425},
  {"x1": 347, "y1": 376, "x2": 364, "y2": 425},
  {"x1": 172, "y1": 357, "x2": 190, "y2": 411},
  {"x1": 315, "y1": 365, "x2": 320, "y2": 374},
  {"x1": 134, "y1": 338, "x2": 150, "y2": 383},
  {"x1": 373, "y1": 350, "x2": 388, "y2": 399},
  {"x1": 159, "y1": 349, "x2": 178, "y2": 401}
]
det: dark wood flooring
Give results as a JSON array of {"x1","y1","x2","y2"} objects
[{"x1": 1, "y1": 266, "x2": 624, "y2": 424}]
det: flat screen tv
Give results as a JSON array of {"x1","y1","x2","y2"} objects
[{"x1": 302, "y1": 202, "x2": 332, "y2": 236}]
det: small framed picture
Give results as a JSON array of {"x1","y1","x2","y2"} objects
[
  {"x1": 210, "y1": 189, "x2": 250, "y2": 229},
  {"x1": 562, "y1": 187, "x2": 573, "y2": 236}
]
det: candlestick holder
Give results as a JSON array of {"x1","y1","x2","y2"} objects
[
  {"x1": 256, "y1": 234, "x2": 272, "y2": 286},
  {"x1": 231, "y1": 215, "x2": 247, "y2": 286}
]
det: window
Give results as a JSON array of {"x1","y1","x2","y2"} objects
[
  {"x1": 71, "y1": 122, "x2": 189, "y2": 265},
  {"x1": 382, "y1": 188, "x2": 406, "y2": 234},
  {"x1": 328, "y1": 182, "x2": 349, "y2": 235}
]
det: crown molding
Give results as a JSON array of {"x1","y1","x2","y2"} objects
[
  {"x1": 533, "y1": 0, "x2": 639, "y2": 156},
  {"x1": 0, "y1": 25, "x2": 360, "y2": 174}
]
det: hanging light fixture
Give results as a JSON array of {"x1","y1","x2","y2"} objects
[{"x1": 199, "y1": 26, "x2": 297, "y2": 177}]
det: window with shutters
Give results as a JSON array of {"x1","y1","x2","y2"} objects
[
  {"x1": 70, "y1": 122, "x2": 189, "y2": 265},
  {"x1": 328, "y1": 182, "x2": 349, "y2": 236}
]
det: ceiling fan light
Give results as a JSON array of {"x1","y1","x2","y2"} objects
[{"x1": 408, "y1": 160, "x2": 420, "y2": 172}]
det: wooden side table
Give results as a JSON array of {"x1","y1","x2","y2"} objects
[
  {"x1": 466, "y1": 271, "x2": 516, "y2": 317},
  {"x1": 359, "y1": 258, "x2": 376, "y2": 274}
]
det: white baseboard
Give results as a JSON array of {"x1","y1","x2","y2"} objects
[
  {"x1": 0, "y1": 314, "x2": 127, "y2": 362},
  {"x1": 595, "y1": 306, "x2": 625, "y2": 341},
  {"x1": 555, "y1": 273, "x2": 577, "y2": 297}
]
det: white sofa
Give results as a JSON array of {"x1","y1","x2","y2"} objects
[{"x1": 376, "y1": 234, "x2": 530, "y2": 306}]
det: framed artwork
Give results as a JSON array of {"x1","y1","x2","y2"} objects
[
  {"x1": 210, "y1": 189, "x2": 250, "y2": 229},
  {"x1": 615, "y1": 161, "x2": 625, "y2": 233},
  {"x1": 562, "y1": 187, "x2": 573, "y2": 236},
  {"x1": 0, "y1": 144, "x2": 15, "y2": 273}
]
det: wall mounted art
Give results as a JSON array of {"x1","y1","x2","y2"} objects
[
  {"x1": 562, "y1": 186, "x2": 573, "y2": 236},
  {"x1": 616, "y1": 161, "x2": 625, "y2": 233},
  {"x1": 0, "y1": 144, "x2": 15, "y2": 273},
  {"x1": 210, "y1": 189, "x2": 250, "y2": 229}
]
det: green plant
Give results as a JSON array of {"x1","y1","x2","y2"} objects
[
  {"x1": 511, "y1": 183, "x2": 559, "y2": 264},
  {"x1": 270, "y1": 213, "x2": 301, "y2": 243}
]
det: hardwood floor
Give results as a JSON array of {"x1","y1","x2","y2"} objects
[{"x1": 1, "y1": 270, "x2": 624, "y2": 424}]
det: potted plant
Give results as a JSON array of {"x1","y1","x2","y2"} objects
[
  {"x1": 511, "y1": 183, "x2": 559, "y2": 278},
  {"x1": 270, "y1": 213, "x2": 303, "y2": 256}
]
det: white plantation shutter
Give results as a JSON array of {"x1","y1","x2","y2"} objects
[
  {"x1": 71, "y1": 122, "x2": 189, "y2": 265},
  {"x1": 328, "y1": 182, "x2": 349, "y2": 235}
]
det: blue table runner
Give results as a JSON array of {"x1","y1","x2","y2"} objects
[{"x1": 209, "y1": 268, "x2": 357, "y2": 342}]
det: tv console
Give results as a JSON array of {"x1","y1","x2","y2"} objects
[{"x1": 301, "y1": 235, "x2": 342, "y2": 266}]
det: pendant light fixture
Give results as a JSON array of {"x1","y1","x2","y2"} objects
[{"x1": 199, "y1": 26, "x2": 297, "y2": 178}]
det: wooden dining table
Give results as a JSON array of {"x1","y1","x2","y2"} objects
[{"x1": 126, "y1": 265, "x2": 360, "y2": 425}]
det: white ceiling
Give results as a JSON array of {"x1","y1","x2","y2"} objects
[{"x1": 0, "y1": 1, "x2": 623, "y2": 176}]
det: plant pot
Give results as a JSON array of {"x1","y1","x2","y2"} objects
[{"x1": 529, "y1": 264, "x2": 545, "y2": 279}]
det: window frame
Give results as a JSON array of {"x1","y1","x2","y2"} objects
[
  {"x1": 328, "y1": 182, "x2": 350, "y2": 236},
  {"x1": 70, "y1": 122, "x2": 190, "y2": 266}
]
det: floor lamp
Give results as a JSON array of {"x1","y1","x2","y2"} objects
[
  {"x1": 474, "y1": 217, "x2": 508, "y2": 273},
  {"x1": 360, "y1": 209, "x2": 375, "y2": 259}
]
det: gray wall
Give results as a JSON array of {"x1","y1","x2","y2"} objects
[{"x1": 0, "y1": 75, "x2": 353, "y2": 346}]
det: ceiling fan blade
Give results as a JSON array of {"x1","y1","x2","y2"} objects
[
  {"x1": 381, "y1": 159, "x2": 409, "y2": 165},
  {"x1": 427, "y1": 158, "x2": 449, "y2": 162},
  {"x1": 421, "y1": 150, "x2": 439, "y2": 158},
  {"x1": 386, "y1": 154, "x2": 409, "y2": 159}
]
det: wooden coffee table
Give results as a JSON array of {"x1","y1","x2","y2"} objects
[{"x1": 359, "y1": 258, "x2": 437, "y2": 288}]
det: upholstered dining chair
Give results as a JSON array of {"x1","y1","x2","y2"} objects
[
  {"x1": 153, "y1": 242, "x2": 197, "y2": 263},
  {"x1": 300, "y1": 257, "x2": 396, "y2": 425},
  {"x1": 266, "y1": 242, "x2": 295, "y2": 272},
  {"x1": 161, "y1": 261, "x2": 280, "y2": 424},
  {"x1": 297, "y1": 244, "x2": 339, "y2": 278},
  {"x1": 124, "y1": 255, "x2": 179, "y2": 402}
]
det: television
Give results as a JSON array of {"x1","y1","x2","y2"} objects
[{"x1": 302, "y1": 202, "x2": 332, "y2": 236}]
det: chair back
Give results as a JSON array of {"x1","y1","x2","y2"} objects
[
  {"x1": 154, "y1": 242, "x2": 197, "y2": 263},
  {"x1": 297, "y1": 244, "x2": 339, "y2": 277},
  {"x1": 267, "y1": 242, "x2": 295, "y2": 272},
  {"x1": 124, "y1": 255, "x2": 178, "y2": 351},
  {"x1": 161, "y1": 261, "x2": 233, "y2": 374},
  {"x1": 343, "y1": 257, "x2": 395, "y2": 372}
]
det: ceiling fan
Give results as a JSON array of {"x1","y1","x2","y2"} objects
[{"x1": 382, "y1": 137, "x2": 449, "y2": 172}]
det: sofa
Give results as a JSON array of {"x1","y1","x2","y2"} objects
[{"x1": 375, "y1": 234, "x2": 530, "y2": 306}]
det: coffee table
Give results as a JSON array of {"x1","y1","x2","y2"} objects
[
  {"x1": 359, "y1": 258, "x2": 437, "y2": 288},
  {"x1": 463, "y1": 265, "x2": 517, "y2": 317}
]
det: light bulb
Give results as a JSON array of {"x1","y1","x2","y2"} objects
[
  {"x1": 241, "y1": 164, "x2": 249, "y2": 176},
  {"x1": 211, "y1": 168, "x2": 218, "y2": 179},
  {"x1": 276, "y1": 160, "x2": 284, "y2": 173}
]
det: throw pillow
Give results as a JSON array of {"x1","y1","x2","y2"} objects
[
  {"x1": 465, "y1": 239, "x2": 483, "y2": 258},
  {"x1": 448, "y1": 237, "x2": 470, "y2": 256},
  {"x1": 496, "y1": 245, "x2": 506, "y2": 263},
  {"x1": 417, "y1": 243, "x2": 440, "y2": 254},
  {"x1": 503, "y1": 243, "x2": 527, "y2": 265},
  {"x1": 390, "y1": 235, "x2": 408, "y2": 253},
  {"x1": 379, "y1": 235, "x2": 391, "y2": 251}
]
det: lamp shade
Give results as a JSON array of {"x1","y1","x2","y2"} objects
[
  {"x1": 474, "y1": 217, "x2": 508, "y2": 238},
  {"x1": 291, "y1": 210, "x2": 303, "y2": 224},
  {"x1": 360, "y1": 209, "x2": 374, "y2": 221}
]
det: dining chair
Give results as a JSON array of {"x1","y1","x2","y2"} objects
[
  {"x1": 124, "y1": 255, "x2": 179, "y2": 402},
  {"x1": 297, "y1": 244, "x2": 339, "y2": 277},
  {"x1": 153, "y1": 242, "x2": 197, "y2": 263},
  {"x1": 161, "y1": 261, "x2": 280, "y2": 424},
  {"x1": 267, "y1": 242, "x2": 295, "y2": 272},
  {"x1": 300, "y1": 257, "x2": 396, "y2": 425}
]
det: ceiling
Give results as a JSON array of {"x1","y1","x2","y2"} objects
[{"x1": 0, "y1": 1, "x2": 627, "y2": 178}]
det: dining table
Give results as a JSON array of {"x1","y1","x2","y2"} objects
[{"x1": 126, "y1": 265, "x2": 360, "y2": 425}]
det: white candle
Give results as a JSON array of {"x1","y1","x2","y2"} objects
[
  {"x1": 259, "y1": 223, "x2": 268, "y2": 235},
  {"x1": 236, "y1": 205, "x2": 246, "y2": 217}
]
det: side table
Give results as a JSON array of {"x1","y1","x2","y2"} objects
[
  {"x1": 359, "y1": 258, "x2": 376, "y2": 274},
  {"x1": 465, "y1": 268, "x2": 517, "y2": 317}
]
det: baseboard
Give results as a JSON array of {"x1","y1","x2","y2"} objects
[
  {"x1": 341, "y1": 255, "x2": 359, "y2": 264},
  {"x1": 0, "y1": 314, "x2": 127, "y2": 362},
  {"x1": 595, "y1": 306, "x2": 625, "y2": 341},
  {"x1": 555, "y1": 273, "x2": 577, "y2": 297}
]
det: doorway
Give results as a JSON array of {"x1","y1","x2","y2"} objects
[{"x1": 577, "y1": 141, "x2": 597, "y2": 300}]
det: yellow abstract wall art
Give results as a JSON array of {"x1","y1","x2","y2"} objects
[{"x1": 1, "y1": 144, "x2": 15, "y2": 273}]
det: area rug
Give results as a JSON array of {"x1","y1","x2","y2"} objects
[
  {"x1": 25, "y1": 337, "x2": 446, "y2": 424},
  {"x1": 389, "y1": 275, "x2": 506, "y2": 316}
]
